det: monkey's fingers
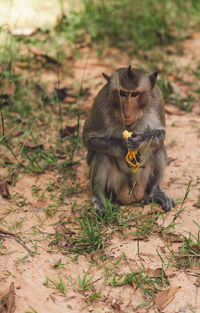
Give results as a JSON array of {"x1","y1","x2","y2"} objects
[{"x1": 127, "y1": 137, "x2": 141, "y2": 150}]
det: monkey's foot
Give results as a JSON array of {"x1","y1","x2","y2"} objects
[
  {"x1": 92, "y1": 196, "x2": 106, "y2": 216},
  {"x1": 144, "y1": 187, "x2": 175, "y2": 212}
]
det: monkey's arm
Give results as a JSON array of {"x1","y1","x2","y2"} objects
[
  {"x1": 128, "y1": 128, "x2": 165, "y2": 150},
  {"x1": 84, "y1": 136, "x2": 128, "y2": 158}
]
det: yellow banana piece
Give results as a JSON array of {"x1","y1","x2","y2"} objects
[{"x1": 122, "y1": 130, "x2": 140, "y2": 173}]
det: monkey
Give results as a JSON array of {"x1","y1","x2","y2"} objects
[{"x1": 82, "y1": 65, "x2": 175, "y2": 214}]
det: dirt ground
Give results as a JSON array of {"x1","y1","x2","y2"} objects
[{"x1": 0, "y1": 5, "x2": 200, "y2": 313}]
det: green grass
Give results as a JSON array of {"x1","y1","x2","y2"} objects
[
  {"x1": 0, "y1": 53, "x2": 83, "y2": 175},
  {"x1": 68, "y1": 209, "x2": 104, "y2": 255},
  {"x1": 25, "y1": 306, "x2": 38, "y2": 313},
  {"x1": 109, "y1": 267, "x2": 169, "y2": 301},
  {"x1": 77, "y1": 269, "x2": 94, "y2": 291},
  {"x1": 168, "y1": 221, "x2": 200, "y2": 268},
  {"x1": 44, "y1": 274, "x2": 67, "y2": 294},
  {"x1": 58, "y1": 0, "x2": 200, "y2": 51}
]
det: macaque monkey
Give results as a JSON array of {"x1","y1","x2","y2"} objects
[{"x1": 83, "y1": 66, "x2": 175, "y2": 214}]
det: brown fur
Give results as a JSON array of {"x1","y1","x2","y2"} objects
[{"x1": 83, "y1": 66, "x2": 175, "y2": 214}]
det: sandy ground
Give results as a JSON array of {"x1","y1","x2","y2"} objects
[
  {"x1": 0, "y1": 54, "x2": 200, "y2": 313},
  {"x1": 0, "y1": 4, "x2": 200, "y2": 313}
]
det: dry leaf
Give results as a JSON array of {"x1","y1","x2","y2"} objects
[
  {"x1": 6, "y1": 172, "x2": 18, "y2": 186},
  {"x1": 160, "y1": 246, "x2": 166, "y2": 254},
  {"x1": 60, "y1": 125, "x2": 77, "y2": 137},
  {"x1": 55, "y1": 87, "x2": 76, "y2": 101},
  {"x1": 23, "y1": 143, "x2": 43, "y2": 150},
  {"x1": 154, "y1": 268, "x2": 168, "y2": 280},
  {"x1": 111, "y1": 303, "x2": 121, "y2": 313},
  {"x1": 193, "y1": 195, "x2": 200, "y2": 208},
  {"x1": 0, "y1": 282, "x2": 16, "y2": 313},
  {"x1": 0, "y1": 179, "x2": 10, "y2": 199},
  {"x1": 6, "y1": 283, "x2": 15, "y2": 313},
  {"x1": 0, "y1": 94, "x2": 10, "y2": 108},
  {"x1": 155, "y1": 286, "x2": 180, "y2": 311},
  {"x1": 147, "y1": 268, "x2": 168, "y2": 280},
  {"x1": 30, "y1": 47, "x2": 60, "y2": 65},
  {"x1": 160, "y1": 232, "x2": 182, "y2": 246}
]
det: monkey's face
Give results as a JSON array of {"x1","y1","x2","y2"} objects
[
  {"x1": 119, "y1": 88, "x2": 145, "y2": 126},
  {"x1": 106, "y1": 66, "x2": 158, "y2": 126}
]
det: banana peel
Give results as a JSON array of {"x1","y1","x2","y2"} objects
[{"x1": 122, "y1": 130, "x2": 140, "y2": 173}]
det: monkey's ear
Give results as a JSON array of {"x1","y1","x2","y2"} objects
[
  {"x1": 102, "y1": 72, "x2": 111, "y2": 81},
  {"x1": 128, "y1": 65, "x2": 134, "y2": 78},
  {"x1": 149, "y1": 72, "x2": 158, "y2": 89}
]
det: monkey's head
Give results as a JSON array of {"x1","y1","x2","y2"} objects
[{"x1": 103, "y1": 66, "x2": 158, "y2": 127}]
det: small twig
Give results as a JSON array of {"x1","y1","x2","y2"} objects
[{"x1": 0, "y1": 227, "x2": 34, "y2": 257}]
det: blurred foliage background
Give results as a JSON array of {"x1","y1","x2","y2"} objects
[
  {"x1": 0, "y1": 0, "x2": 200, "y2": 53},
  {"x1": 59, "y1": 0, "x2": 200, "y2": 51}
]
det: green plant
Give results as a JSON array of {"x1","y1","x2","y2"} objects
[
  {"x1": 58, "y1": 0, "x2": 200, "y2": 51},
  {"x1": 69, "y1": 209, "x2": 103, "y2": 254},
  {"x1": 162, "y1": 179, "x2": 192, "y2": 232},
  {"x1": 44, "y1": 274, "x2": 67, "y2": 294},
  {"x1": 109, "y1": 267, "x2": 168, "y2": 300},
  {"x1": 0, "y1": 239, "x2": 9, "y2": 255},
  {"x1": 88, "y1": 290, "x2": 102, "y2": 302},
  {"x1": 77, "y1": 269, "x2": 94, "y2": 291},
  {"x1": 157, "y1": 78, "x2": 173, "y2": 101},
  {"x1": 172, "y1": 229, "x2": 200, "y2": 268},
  {"x1": 25, "y1": 305, "x2": 38, "y2": 313}
]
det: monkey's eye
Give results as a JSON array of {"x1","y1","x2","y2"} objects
[
  {"x1": 120, "y1": 90, "x2": 127, "y2": 97},
  {"x1": 131, "y1": 92, "x2": 140, "y2": 98}
]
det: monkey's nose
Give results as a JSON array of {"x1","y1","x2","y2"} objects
[{"x1": 124, "y1": 110, "x2": 130, "y2": 118}]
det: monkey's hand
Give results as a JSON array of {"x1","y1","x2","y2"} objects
[
  {"x1": 127, "y1": 128, "x2": 165, "y2": 150},
  {"x1": 127, "y1": 133, "x2": 143, "y2": 150},
  {"x1": 122, "y1": 130, "x2": 142, "y2": 150}
]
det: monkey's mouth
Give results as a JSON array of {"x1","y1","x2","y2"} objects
[{"x1": 124, "y1": 120, "x2": 136, "y2": 127}]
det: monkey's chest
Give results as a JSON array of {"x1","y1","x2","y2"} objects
[{"x1": 116, "y1": 157, "x2": 136, "y2": 177}]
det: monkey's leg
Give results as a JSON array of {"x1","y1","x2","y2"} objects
[
  {"x1": 133, "y1": 160, "x2": 152, "y2": 201},
  {"x1": 90, "y1": 154, "x2": 117, "y2": 214},
  {"x1": 117, "y1": 180, "x2": 135, "y2": 204},
  {"x1": 144, "y1": 148, "x2": 175, "y2": 212},
  {"x1": 90, "y1": 154, "x2": 133, "y2": 214},
  {"x1": 145, "y1": 185, "x2": 175, "y2": 212}
]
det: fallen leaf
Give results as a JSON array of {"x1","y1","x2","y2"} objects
[
  {"x1": 193, "y1": 195, "x2": 200, "y2": 208},
  {"x1": 160, "y1": 246, "x2": 166, "y2": 254},
  {"x1": 0, "y1": 179, "x2": 10, "y2": 199},
  {"x1": 167, "y1": 157, "x2": 177, "y2": 165},
  {"x1": 147, "y1": 268, "x2": 168, "y2": 280},
  {"x1": 0, "y1": 94, "x2": 11, "y2": 108},
  {"x1": 159, "y1": 232, "x2": 182, "y2": 246},
  {"x1": 23, "y1": 143, "x2": 43, "y2": 150},
  {"x1": 60, "y1": 125, "x2": 77, "y2": 137},
  {"x1": 30, "y1": 47, "x2": 60, "y2": 65},
  {"x1": 154, "y1": 268, "x2": 168, "y2": 280},
  {"x1": 111, "y1": 303, "x2": 121, "y2": 312},
  {"x1": 147, "y1": 268, "x2": 154, "y2": 276},
  {"x1": 55, "y1": 87, "x2": 76, "y2": 101},
  {"x1": 6, "y1": 172, "x2": 18, "y2": 186},
  {"x1": 0, "y1": 282, "x2": 16, "y2": 313},
  {"x1": 6, "y1": 283, "x2": 15, "y2": 313},
  {"x1": 155, "y1": 286, "x2": 180, "y2": 311}
]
